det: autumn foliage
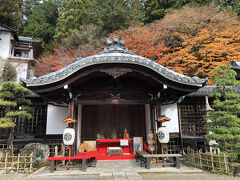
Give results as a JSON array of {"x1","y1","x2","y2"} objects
[
  {"x1": 162, "y1": 6, "x2": 240, "y2": 78},
  {"x1": 114, "y1": 6, "x2": 240, "y2": 80},
  {"x1": 35, "y1": 25, "x2": 103, "y2": 76},
  {"x1": 35, "y1": 46, "x2": 96, "y2": 76},
  {"x1": 113, "y1": 27, "x2": 169, "y2": 65},
  {"x1": 35, "y1": 5, "x2": 240, "y2": 82}
]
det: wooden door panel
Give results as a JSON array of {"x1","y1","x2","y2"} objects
[{"x1": 82, "y1": 105, "x2": 145, "y2": 140}]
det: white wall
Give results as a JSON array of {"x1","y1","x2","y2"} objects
[
  {"x1": 46, "y1": 104, "x2": 68, "y2": 135},
  {"x1": 29, "y1": 49, "x2": 33, "y2": 59},
  {"x1": 11, "y1": 61, "x2": 28, "y2": 82},
  {"x1": 0, "y1": 57, "x2": 5, "y2": 76},
  {"x1": 0, "y1": 31, "x2": 11, "y2": 59},
  {"x1": 161, "y1": 103, "x2": 179, "y2": 133}
]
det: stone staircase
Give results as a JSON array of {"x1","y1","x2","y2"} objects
[{"x1": 100, "y1": 172, "x2": 143, "y2": 180}]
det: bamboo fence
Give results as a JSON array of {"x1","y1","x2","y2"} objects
[
  {"x1": 186, "y1": 147, "x2": 229, "y2": 175},
  {"x1": 0, "y1": 153, "x2": 33, "y2": 173}
]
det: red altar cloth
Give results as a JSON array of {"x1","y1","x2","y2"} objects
[
  {"x1": 46, "y1": 138, "x2": 135, "y2": 162},
  {"x1": 46, "y1": 151, "x2": 98, "y2": 161},
  {"x1": 97, "y1": 138, "x2": 132, "y2": 155}
]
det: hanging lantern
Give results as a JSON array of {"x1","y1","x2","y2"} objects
[
  {"x1": 63, "y1": 128, "x2": 75, "y2": 145},
  {"x1": 157, "y1": 126, "x2": 169, "y2": 144}
]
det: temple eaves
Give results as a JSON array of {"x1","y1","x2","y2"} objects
[{"x1": 21, "y1": 37, "x2": 208, "y2": 87}]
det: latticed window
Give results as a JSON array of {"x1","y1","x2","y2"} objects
[
  {"x1": 179, "y1": 97, "x2": 207, "y2": 136},
  {"x1": 24, "y1": 102, "x2": 47, "y2": 137},
  {"x1": 0, "y1": 100, "x2": 47, "y2": 139}
]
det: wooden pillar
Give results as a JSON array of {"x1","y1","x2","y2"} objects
[
  {"x1": 73, "y1": 104, "x2": 78, "y2": 155},
  {"x1": 69, "y1": 99, "x2": 75, "y2": 155},
  {"x1": 77, "y1": 104, "x2": 82, "y2": 150},
  {"x1": 177, "y1": 104, "x2": 184, "y2": 154},
  {"x1": 156, "y1": 103, "x2": 161, "y2": 155},
  {"x1": 152, "y1": 104, "x2": 157, "y2": 132},
  {"x1": 145, "y1": 104, "x2": 151, "y2": 138}
]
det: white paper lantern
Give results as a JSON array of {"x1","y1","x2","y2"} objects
[
  {"x1": 157, "y1": 126, "x2": 169, "y2": 144},
  {"x1": 63, "y1": 128, "x2": 75, "y2": 145}
]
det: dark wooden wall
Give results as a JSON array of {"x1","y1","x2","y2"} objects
[
  {"x1": 179, "y1": 97, "x2": 206, "y2": 137},
  {"x1": 81, "y1": 104, "x2": 146, "y2": 140},
  {"x1": 0, "y1": 98, "x2": 47, "y2": 140}
]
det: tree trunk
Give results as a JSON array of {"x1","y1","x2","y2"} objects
[{"x1": 7, "y1": 127, "x2": 14, "y2": 156}]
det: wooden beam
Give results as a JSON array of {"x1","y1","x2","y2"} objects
[
  {"x1": 75, "y1": 99, "x2": 179, "y2": 105},
  {"x1": 71, "y1": 88, "x2": 159, "y2": 96},
  {"x1": 75, "y1": 99, "x2": 159, "y2": 105}
]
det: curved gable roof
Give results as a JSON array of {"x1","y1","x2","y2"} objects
[{"x1": 21, "y1": 37, "x2": 207, "y2": 87}]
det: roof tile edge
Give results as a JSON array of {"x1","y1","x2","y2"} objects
[{"x1": 21, "y1": 37, "x2": 207, "y2": 87}]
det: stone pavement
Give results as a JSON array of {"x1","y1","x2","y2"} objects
[
  {"x1": 26, "y1": 159, "x2": 202, "y2": 180},
  {"x1": 31, "y1": 159, "x2": 203, "y2": 175},
  {"x1": 140, "y1": 173, "x2": 240, "y2": 180},
  {"x1": 1, "y1": 172, "x2": 239, "y2": 180},
  {"x1": 1, "y1": 160, "x2": 238, "y2": 180},
  {"x1": 100, "y1": 172, "x2": 143, "y2": 180}
]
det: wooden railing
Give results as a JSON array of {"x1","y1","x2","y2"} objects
[
  {"x1": 0, "y1": 153, "x2": 33, "y2": 173},
  {"x1": 186, "y1": 147, "x2": 229, "y2": 175}
]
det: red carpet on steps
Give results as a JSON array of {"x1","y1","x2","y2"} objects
[{"x1": 96, "y1": 154, "x2": 135, "y2": 160}]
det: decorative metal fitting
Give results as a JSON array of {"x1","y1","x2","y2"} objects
[{"x1": 107, "y1": 36, "x2": 125, "y2": 45}]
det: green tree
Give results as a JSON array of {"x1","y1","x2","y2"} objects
[
  {"x1": 22, "y1": 0, "x2": 59, "y2": 46},
  {"x1": 1, "y1": 62, "x2": 17, "y2": 82},
  {"x1": 0, "y1": 82, "x2": 32, "y2": 155},
  {"x1": 96, "y1": 0, "x2": 144, "y2": 33},
  {"x1": 55, "y1": 0, "x2": 144, "y2": 39},
  {"x1": 22, "y1": 0, "x2": 41, "y2": 18},
  {"x1": 205, "y1": 65, "x2": 240, "y2": 162},
  {"x1": 215, "y1": 0, "x2": 240, "y2": 15},
  {"x1": 0, "y1": 0, "x2": 24, "y2": 32},
  {"x1": 54, "y1": 0, "x2": 93, "y2": 39},
  {"x1": 144, "y1": 0, "x2": 210, "y2": 23}
]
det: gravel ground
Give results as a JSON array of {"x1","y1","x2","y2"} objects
[
  {"x1": 140, "y1": 173, "x2": 240, "y2": 180},
  {"x1": 0, "y1": 174, "x2": 99, "y2": 180},
  {"x1": 0, "y1": 172, "x2": 239, "y2": 180}
]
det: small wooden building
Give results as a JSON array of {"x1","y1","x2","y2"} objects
[
  {"x1": 19, "y1": 37, "x2": 207, "y2": 154},
  {"x1": 0, "y1": 23, "x2": 42, "y2": 82}
]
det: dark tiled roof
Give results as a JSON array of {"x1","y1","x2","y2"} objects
[
  {"x1": 21, "y1": 37, "x2": 207, "y2": 87},
  {"x1": 18, "y1": 36, "x2": 40, "y2": 43},
  {"x1": 0, "y1": 24, "x2": 41, "y2": 43},
  {"x1": 186, "y1": 86, "x2": 215, "y2": 96},
  {"x1": 187, "y1": 86, "x2": 240, "y2": 96},
  {"x1": 231, "y1": 60, "x2": 240, "y2": 69}
]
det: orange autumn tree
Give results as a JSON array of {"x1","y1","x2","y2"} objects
[
  {"x1": 167, "y1": 26, "x2": 240, "y2": 79},
  {"x1": 113, "y1": 27, "x2": 169, "y2": 66},
  {"x1": 35, "y1": 45, "x2": 97, "y2": 77},
  {"x1": 164, "y1": 6, "x2": 240, "y2": 79},
  {"x1": 35, "y1": 5, "x2": 240, "y2": 79},
  {"x1": 113, "y1": 5, "x2": 240, "y2": 81},
  {"x1": 35, "y1": 48, "x2": 78, "y2": 76}
]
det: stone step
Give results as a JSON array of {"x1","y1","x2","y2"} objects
[
  {"x1": 112, "y1": 172, "x2": 127, "y2": 180},
  {"x1": 125, "y1": 173, "x2": 143, "y2": 180},
  {"x1": 100, "y1": 173, "x2": 113, "y2": 180},
  {"x1": 100, "y1": 172, "x2": 143, "y2": 180}
]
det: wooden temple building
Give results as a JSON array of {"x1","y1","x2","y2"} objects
[{"x1": 0, "y1": 37, "x2": 210, "y2": 155}]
